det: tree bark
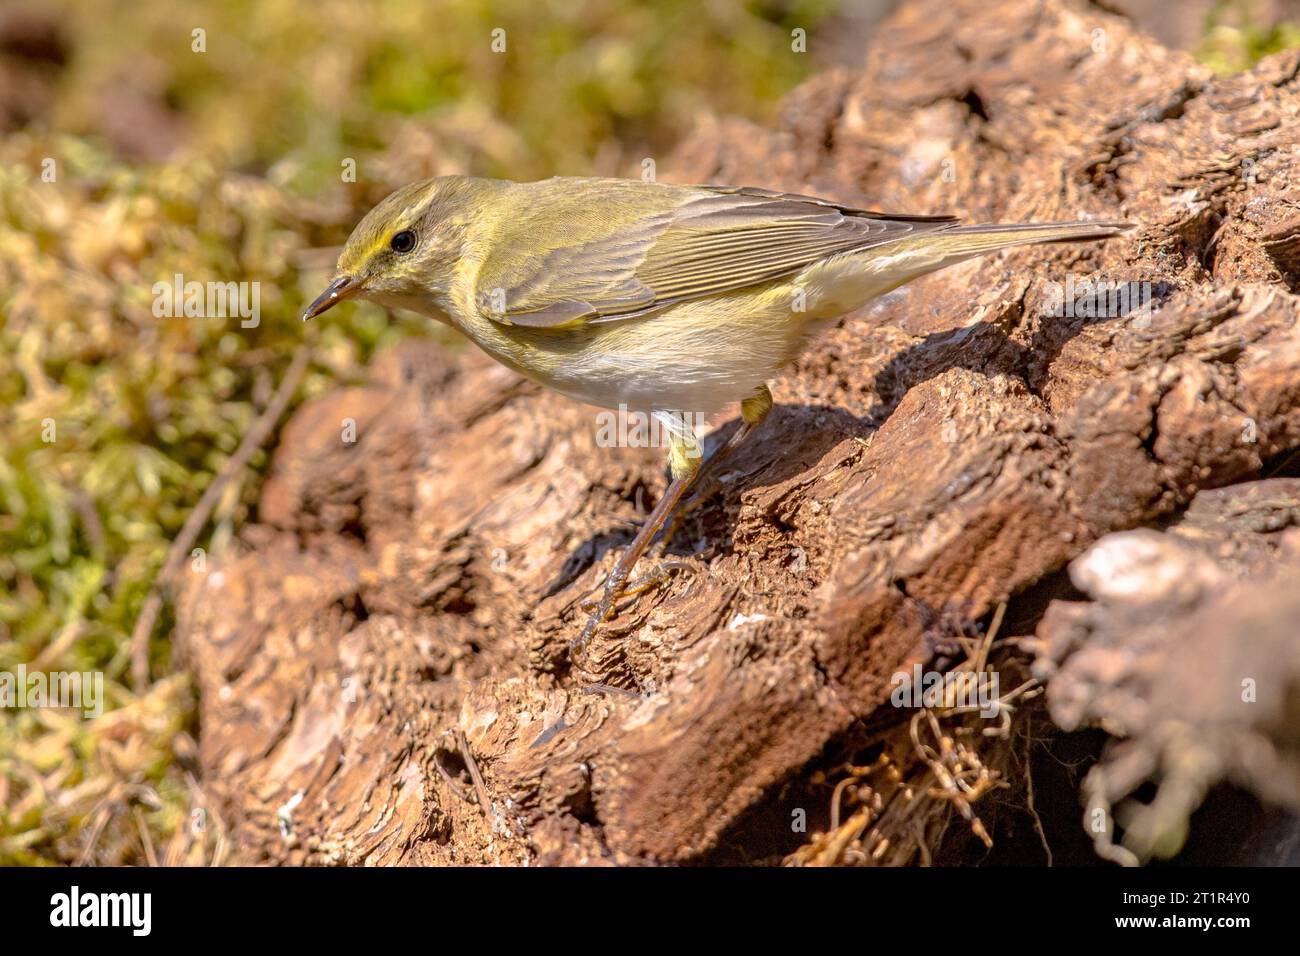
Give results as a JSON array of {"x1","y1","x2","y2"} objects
[{"x1": 178, "y1": 0, "x2": 1300, "y2": 865}]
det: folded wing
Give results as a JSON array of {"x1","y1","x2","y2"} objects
[{"x1": 475, "y1": 183, "x2": 960, "y2": 329}]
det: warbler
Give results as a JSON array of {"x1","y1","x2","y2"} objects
[{"x1": 304, "y1": 175, "x2": 1131, "y2": 650}]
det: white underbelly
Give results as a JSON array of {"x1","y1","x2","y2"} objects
[
  {"x1": 537, "y1": 305, "x2": 801, "y2": 414},
  {"x1": 456, "y1": 262, "x2": 903, "y2": 416}
]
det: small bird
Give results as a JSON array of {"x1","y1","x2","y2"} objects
[{"x1": 304, "y1": 175, "x2": 1131, "y2": 651}]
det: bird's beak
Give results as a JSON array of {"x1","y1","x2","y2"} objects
[{"x1": 302, "y1": 275, "x2": 360, "y2": 321}]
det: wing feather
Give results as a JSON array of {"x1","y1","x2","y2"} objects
[{"x1": 476, "y1": 182, "x2": 959, "y2": 328}]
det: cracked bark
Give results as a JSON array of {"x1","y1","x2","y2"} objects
[{"x1": 177, "y1": 0, "x2": 1300, "y2": 864}]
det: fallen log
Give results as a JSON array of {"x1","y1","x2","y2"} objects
[{"x1": 178, "y1": 0, "x2": 1300, "y2": 864}]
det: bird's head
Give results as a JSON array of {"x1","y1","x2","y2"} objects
[{"x1": 303, "y1": 175, "x2": 488, "y2": 321}]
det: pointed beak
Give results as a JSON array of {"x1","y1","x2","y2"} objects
[{"x1": 302, "y1": 275, "x2": 360, "y2": 321}]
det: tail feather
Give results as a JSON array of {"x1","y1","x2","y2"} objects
[
  {"x1": 928, "y1": 219, "x2": 1135, "y2": 255},
  {"x1": 841, "y1": 219, "x2": 1135, "y2": 303},
  {"x1": 870, "y1": 218, "x2": 1134, "y2": 275}
]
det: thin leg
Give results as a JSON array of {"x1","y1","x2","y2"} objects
[
  {"x1": 655, "y1": 384, "x2": 773, "y2": 554},
  {"x1": 570, "y1": 386, "x2": 773, "y2": 657},
  {"x1": 571, "y1": 435, "x2": 699, "y2": 656},
  {"x1": 581, "y1": 560, "x2": 693, "y2": 612}
]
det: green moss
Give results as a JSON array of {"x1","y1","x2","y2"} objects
[
  {"x1": 1196, "y1": 0, "x2": 1300, "y2": 74},
  {"x1": 1, "y1": 0, "x2": 837, "y2": 865}
]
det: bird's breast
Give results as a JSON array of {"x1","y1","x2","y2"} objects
[{"x1": 455, "y1": 285, "x2": 818, "y2": 415}]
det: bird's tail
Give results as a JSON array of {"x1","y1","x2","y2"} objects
[
  {"x1": 852, "y1": 218, "x2": 1135, "y2": 294},
  {"x1": 806, "y1": 218, "x2": 1135, "y2": 317},
  {"x1": 941, "y1": 219, "x2": 1133, "y2": 248},
  {"x1": 931, "y1": 219, "x2": 1135, "y2": 255}
]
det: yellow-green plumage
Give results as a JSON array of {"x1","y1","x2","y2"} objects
[{"x1": 311, "y1": 175, "x2": 1131, "y2": 417}]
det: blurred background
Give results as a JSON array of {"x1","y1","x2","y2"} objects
[{"x1": 1, "y1": 0, "x2": 1297, "y2": 866}]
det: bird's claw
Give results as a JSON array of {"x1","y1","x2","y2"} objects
[{"x1": 570, "y1": 560, "x2": 691, "y2": 661}]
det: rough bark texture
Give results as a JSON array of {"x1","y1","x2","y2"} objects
[
  {"x1": 1033, "y1": 480, "x2": 1300, "y2": 865},
  {"x1": 177, "y1": 0, "x2": 1300, "y2": 865}
]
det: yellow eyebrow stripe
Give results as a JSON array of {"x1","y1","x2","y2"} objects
[
  {"x1": 352, "y1": 185, "x2": 440, "y2": 271},
  {"x1": 360, "y1": 234, "x2": 394, "y2": 263}
]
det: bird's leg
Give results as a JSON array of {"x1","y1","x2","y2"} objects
[
  {"x1": 571, "y1": 426, "x2": 702, "y2": 657},
  {"x1": 579, "y1": 560, "x2": 693, "y2": 613},
  {"x1": 654, "y1": 384, "x2": 772, "y2": 555},
  {"x1": 570, "y1": 387, "x2": 775, "y2": 658}
]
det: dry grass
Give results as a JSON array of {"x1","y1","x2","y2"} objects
[{"x1": 786, "y1": 604, "x2": 1045, "y2": 866}]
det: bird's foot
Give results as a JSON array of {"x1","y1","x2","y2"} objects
[
  {"x1": 578, "y1": 560, "x2": 692, "y2": 613},
  {"x1": 579, "y1": 682, "x2": 648, "y2": 701},
  {"x1": 570, "y1": 591, "x2": 617, "y2": 661},
  {"x1": 569, "y1": 560, "x2": 691, "y2": 660}
]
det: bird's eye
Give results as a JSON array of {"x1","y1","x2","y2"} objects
[{"x1": 390, "y1": 230, "x2": 417, "y2": 253}]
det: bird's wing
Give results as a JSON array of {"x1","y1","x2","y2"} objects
[{"x1": 473, "y1": 184, "x2": 959, "y2": 329}]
